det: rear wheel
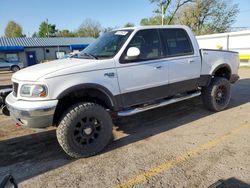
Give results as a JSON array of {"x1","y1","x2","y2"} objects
[
  {"x1": 56, "y1": 102, "x2": 113, "y2": 158},
  {"x1": 202, "y1": 77, "x2": 231, "y2": 111},
  {"x1": 11, "y1": 66, "x2": 20, "y2": 72}
]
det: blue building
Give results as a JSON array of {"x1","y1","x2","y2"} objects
[{"x1": 0, "y1": 37, "x2": 95, "y2": 67}]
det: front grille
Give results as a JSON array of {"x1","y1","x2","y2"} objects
[{"x1": 13, "y1": 82, "x2": 19, "y2": 97}]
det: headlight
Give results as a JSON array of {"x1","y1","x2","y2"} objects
[{"x1": 20, "y1": 84, "x2": 48, "y2": 97}]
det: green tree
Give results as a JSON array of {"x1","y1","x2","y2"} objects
[
  {"x1": 38, "y1": 21, "x2": 58, "y2": 37},
  {"x1": 77, "y1": 18, "x2": 101, "y2": 38},
  {"x1": 175, "y1": 0, "x2": 239, "y2": 35},
  {"x1": 57, "y1": 29, "x2": 76, "y2": 37},
  {"x1": 4, "y1": 21, "x2": 24, "y2": 37},
  {"x1": 140, "y1": 16, "x2": 170, "y2": 25},
  {"x1": 124, "y1": 22, "x2": 135, "y2": 27},
  {"x1": 142, "y1": 0, "x2": 192, "y2": 25},
  {"x1": 32, "y1": 32, "x2": 38, "y2": 38},
  {"x1": 102, "y1": 27, "x2": 116, "y2": 33}
]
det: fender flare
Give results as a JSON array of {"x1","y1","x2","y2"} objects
[{"x1": 56, "y1": 83, "x2": 121, "y2": 110}]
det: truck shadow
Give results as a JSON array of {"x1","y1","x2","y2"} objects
[
  {"x1": 0, "y1": 78, "x2": 249, "y2": 183},
  {"x1": 108, "y1": 78, "x2": 250, "y2": 152},
  {"x1": 208, "y1": 177, "x2": 250, "y2": 188},
  {"x1": 0, "y1": 85, "x2": 12, "y2": 90},
  {"x1": 0, "y1": 129, "x2": 68, "y2": 182}
]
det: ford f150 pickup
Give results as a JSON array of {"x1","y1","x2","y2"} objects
[{"x1": 5, "y1": 26, "x2": 239, "y2": 158}]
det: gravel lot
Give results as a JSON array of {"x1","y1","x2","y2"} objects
[{"x1": 0, "y1": 68, "x2": 250, "y2": 188}]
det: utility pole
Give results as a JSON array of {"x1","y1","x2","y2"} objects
[
  {"x1": 161, "y1": 0, "x2": 166, "y2": 25},
  {"x1": 161, "y1": 4, "x2": 164, "y2": 25},
  {"x1": 46, "y1": 19, "x2": 49, "y2": 38}
]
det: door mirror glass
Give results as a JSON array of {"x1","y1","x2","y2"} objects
[{"x1": 126, "y1": 47, "x2": 140, "y2": 60}]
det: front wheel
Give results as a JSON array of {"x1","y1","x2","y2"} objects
[
  {"x1": 56, "y1": 102, "x2": 113, "y2": 158},
  {"x1": 202, "y1": 77, "x2": 231, "y2": 112}
]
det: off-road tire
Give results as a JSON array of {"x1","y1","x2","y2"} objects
[
  {"x1": 56, "y1": 102, "x2": 113, "y2": 158},
  {"x1": 202, "y1": 77, "x2": 231, "y2": 112}
]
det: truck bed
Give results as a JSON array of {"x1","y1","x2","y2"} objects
[{"x1": 200, "y1": 49, "x2": 239, "y2": 76}]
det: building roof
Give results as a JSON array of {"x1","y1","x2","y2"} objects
[{"x1": 0, "y1": 37, "x2": 95, "y2": 47}]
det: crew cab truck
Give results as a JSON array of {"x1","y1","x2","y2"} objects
[{"x1": 5, "y1": 26, "x2": 239, "y2": 158}]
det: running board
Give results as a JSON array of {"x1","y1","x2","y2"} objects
[{"x1": 118, "y1": 91, "x2": 201, "y2": 116}]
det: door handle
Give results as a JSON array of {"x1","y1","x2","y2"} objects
[
  {"x1": 154, "y1": 65, "x2": 162, "y2": 69},
  {"x1": 188, "y1": 60, "x2": 195, "y2": 64}
]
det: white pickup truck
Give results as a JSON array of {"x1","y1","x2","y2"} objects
[{"x1": 5, "y1": 26, "x2": 239, "y2": 158}]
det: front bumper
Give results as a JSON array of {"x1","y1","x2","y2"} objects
[{"x1": 6, "y1": 93, "x2": 58, "y2": 128}]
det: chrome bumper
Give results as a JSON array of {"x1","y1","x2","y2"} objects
[{"x1": 5, "y1": 93, "x2": 58, "y2": 128}]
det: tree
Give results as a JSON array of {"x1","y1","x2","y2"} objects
[
  {"x1": 32, "y1": 32, "x2": 38, "y2": 38},
  {"x1": 102, "y1": 27, "x2": 116, "y2": 33},
  {"x1": 175, "y1": 0, "x2": 239, "y2": 35},
  {"x1": 38, "y1": 21, "x2": 57, "y2": 37},
  {"x1": 4, "y1": 21, "x2": 24, "y2": 37},
  {"x1": 140, "y1": 16, "x2": 170, "y2": 25},
  {"x1": 77, "y1": 19, "x2": 101, "y2": 38},
  {"x1": 124, "y1": 22, "x2": 135, "y2": 27},
  {"x1": 57, "y1": 29, "x2": 76, "y2": 37},
  {"x1": 142, "y1": 0, "x2": 193, "y2": 25}
]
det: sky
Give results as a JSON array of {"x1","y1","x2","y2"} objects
[{"x1": 0, "y1": 0, "x2": 250, "y2": 37}]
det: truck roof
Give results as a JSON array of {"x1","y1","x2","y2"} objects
[{"x1": 115, "y1": 25, "x2": 191, "y2": 31}]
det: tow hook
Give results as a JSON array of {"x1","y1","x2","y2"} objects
[{"x1": 15, "y1": 123, "x2": 21, "y2": 128}]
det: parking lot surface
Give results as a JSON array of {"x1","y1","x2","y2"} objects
[
  {"x1": 0, "y1": 68, "x2": 250, "y2": 188},
  {"x1": 0, "y1": 71, "x2": 12, "y2": 86}
]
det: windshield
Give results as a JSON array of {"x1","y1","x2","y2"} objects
[{"x1": 79, "y1": 30, "x2": 133, "y2": 59}]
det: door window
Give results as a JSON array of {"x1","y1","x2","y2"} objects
[
  {"x1": 161, "y1": 29, "x2": 193, "y2": 57},
  {"x1": 6, "y1": 53, "x2": 19, "y2": 62},
  {"x1": 121, "y1": 29, "x2": 163, "y2": 63}
]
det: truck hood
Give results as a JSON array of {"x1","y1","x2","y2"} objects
[{"x1": 12, "y1": 58, "x2": 96, "y2": 81}]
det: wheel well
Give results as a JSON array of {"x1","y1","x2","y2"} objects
[
  {"x1": 213, "y1": 66, "x2": 231, "y2": 80},
  {"x1": 11, "y1": 65, "x2": 19, "y2": 69},
  {"x1": 53, "y1": 88, "x2": 113, "y2": 126}
]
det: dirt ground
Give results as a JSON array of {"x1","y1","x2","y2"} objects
[
  {"x1": 0, "y1": 68, "x2": 250, "y2": 188},
  {"x1": 0, "y1": 71, "x2": 12, "y2": 86}
]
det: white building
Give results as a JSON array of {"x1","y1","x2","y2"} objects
[{"x1": 196, "y1": 30, "x2": 250, "y2": 66}]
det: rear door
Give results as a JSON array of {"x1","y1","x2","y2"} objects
[
  {"x1": 116, "y1": 29, "x2": 169, "y2": 107},
  {"x1": 160, "y1": 29, "x2": 201, "y2": 89}
]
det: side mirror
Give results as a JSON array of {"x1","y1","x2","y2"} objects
[
  {"x1": 126, "y1": 47, "x2": 140, "y2": 60},
  {"x1": 0, "y1": 175, "x2": 18, "y2": 188}
]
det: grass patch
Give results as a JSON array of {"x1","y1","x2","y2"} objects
[{"x1": 240, "y1": 66, "x2": 250, "y2": 69}]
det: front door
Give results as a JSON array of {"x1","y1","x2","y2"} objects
[
  {"x1": 26, "y1": 51, "x2": 37, "y2": 66},
  {"x1": 116, "y1": 29, "x2": 169, "y2": 108}
]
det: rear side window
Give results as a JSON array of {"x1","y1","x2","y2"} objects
[
  {"x1": 121, "y1": 29, "x2": 163, "y2": 63},
  {"x1": 161, "y1": 29, "x2": 193, "y2": 57}
]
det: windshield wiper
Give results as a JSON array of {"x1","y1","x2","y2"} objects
[{"x1": 81, "y1": 52, "x2": 98, "y2": 59}]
